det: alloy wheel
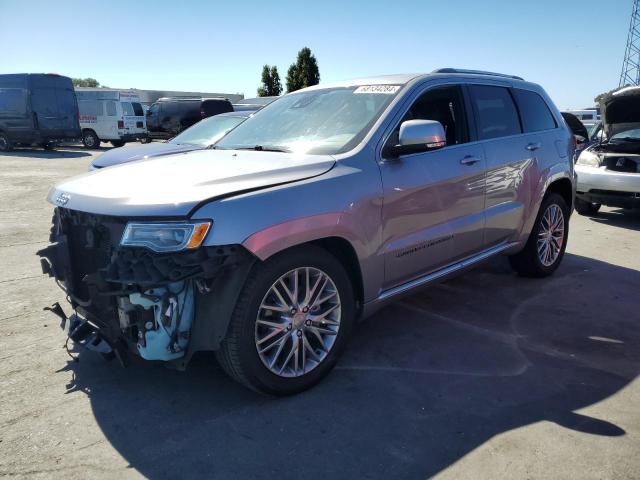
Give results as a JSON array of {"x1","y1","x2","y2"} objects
[
  {"x1": 255, "y1": 267, "x2": 341, "y2": 377},
  {"x1": 537, "y1": 204, "x2": 565, "y2": 267}
]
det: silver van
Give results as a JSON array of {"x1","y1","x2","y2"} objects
[{"x1": 39, "y1": 69, "x2": 575, "y2": 395}]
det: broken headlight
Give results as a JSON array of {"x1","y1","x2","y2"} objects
[
  {"x1": 120, "y1": 221, "x2": 211, "y2": 252},
  {"x1": 576, "y1": 150, "x2": 600, "y2": 167}
]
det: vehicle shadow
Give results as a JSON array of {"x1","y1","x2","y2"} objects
[
  {"x1": 62, "y1": 252, "x2": 638, "y2": 479},
  {"x1": 1, "y1": 147, "x2": 94, "y2": 159},
  {"x1": 586, "y1": 208, "x2": 640, "y2": 231}
]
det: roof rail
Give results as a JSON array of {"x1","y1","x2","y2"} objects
[{"x1": 432, "y1": 68, "x2": 524, "y2": 81}]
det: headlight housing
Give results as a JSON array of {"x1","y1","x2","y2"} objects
[
  {"x1": 576, "y1": 150, "x2": 601, "y2": 167},
  {"x1": 120, "y1": 221, "x2": 211, "y2": 252}
]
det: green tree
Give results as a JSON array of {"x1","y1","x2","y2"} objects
[
  {"x1": 72, "y1": 77, "x2": 100, "y2": 88},
  {"x1": 257, "y1": 65, "x2": 282, "y2": 97},
  {"x1": 285, "y1": 47, "x2": 320, "y2": 93}
]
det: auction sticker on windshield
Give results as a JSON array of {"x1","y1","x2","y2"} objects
[{"x1": 354, "y1": 85, "x2": 401, "y2": 94}]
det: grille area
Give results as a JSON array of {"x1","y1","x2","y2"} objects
[
  {"x1": 603, "y1": 156, "x2": 640, "y2": 173},
  {"x1": 57, "y1": 208, "x2": 126, "y2": 300}
]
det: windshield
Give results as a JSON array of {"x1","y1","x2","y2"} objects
[
  {"x1": 611, "y1": 128, "x2": 640, "y2": 141},
  {"x1": 215, "y1": 85, "x2": 401, "y2": 155},
  {"x1": 169, "y1": 115, "x2": 246, "y2": 146}
]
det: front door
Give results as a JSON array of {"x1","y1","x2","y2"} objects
[{"x1": 379, "y1": 84, "x2": 486, "y2": 290}]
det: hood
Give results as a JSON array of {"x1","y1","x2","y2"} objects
[
  {"x1": 602, "y1": 86, "x2": 640, "y2": 138},
  {"x1": 91, "y1": 142, "x2": 200, "y2": 169},
  {"x1": 49, "y1": 149, "x2": 335, "y2": 217}
]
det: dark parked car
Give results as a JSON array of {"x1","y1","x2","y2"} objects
[
  {"x1": 145, "y1": 97, "x2": 233, "y2": 140},
  {"x1": 90, "y1": 111, "x2": 251, "y2": 169},
  {"x1": 0, "y1": 73, "x2": 80, "y2": 151},
  {"x1": 232, "y1": 96, "x2": 279, "y2": 111}
]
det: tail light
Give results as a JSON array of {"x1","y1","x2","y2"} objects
[{"x1": 118, "y1": 120, "x2": 124, "y2": 129}]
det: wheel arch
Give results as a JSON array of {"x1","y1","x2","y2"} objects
[
  {"x1": 546, "y1": 177, "x2": 574, "y2": 211},
  {"x1": 308, "y1": 236, "x2": 364, "y2": 315}
]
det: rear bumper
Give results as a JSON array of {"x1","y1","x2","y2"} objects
[{"x1": 117, "y1": 132, "x2": 147, "y2": 142}]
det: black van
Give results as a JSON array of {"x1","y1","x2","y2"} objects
[
  {"x1": 145, "y1": 97, "x2": 233, "y2": 140},
  {"x1": 0, "y1": 73, "x2": 81, "y2": 151}
]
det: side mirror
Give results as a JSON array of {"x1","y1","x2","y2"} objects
[{"x1": 384, "y1": 120, "x2": 446, "y2": 158}]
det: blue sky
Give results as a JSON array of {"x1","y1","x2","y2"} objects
[{"x1": 0, "y1": 0, "x2": 632, "y2": 108}]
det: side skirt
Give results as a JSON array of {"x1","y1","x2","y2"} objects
[{"x1": 362, "y1": 242, "x2": 519, "y2": 318}]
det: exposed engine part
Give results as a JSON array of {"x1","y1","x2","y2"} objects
[{"x1": 117, "y1": 280, "x2": 195, "y2": 361}]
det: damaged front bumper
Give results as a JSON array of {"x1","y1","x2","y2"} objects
[{"x1": 38, "y1": 208, "x2": 256, "y2": 368}]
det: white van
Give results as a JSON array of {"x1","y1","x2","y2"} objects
[{"x1": 76, "y1": 89, "x2": 147, "y2": 148}]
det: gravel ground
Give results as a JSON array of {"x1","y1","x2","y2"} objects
[{"x1": 0, "y1": 145, "x2": 638, "y2": 480}]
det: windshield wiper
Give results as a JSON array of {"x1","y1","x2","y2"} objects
[{"x1": 235, "y1": 145, "x2": 291, "y2": 153}]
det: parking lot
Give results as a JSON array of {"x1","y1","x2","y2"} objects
[{"x1": 1, "y1": 146, "x2": 639, "y2": 479}]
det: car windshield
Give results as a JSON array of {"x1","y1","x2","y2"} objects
[
  {"x1": 611, "y1": 127, "x2": 640, "y2": 142},
  {"x1": 214, "y1": 85, "x2": 401, "y2": 155},
  {"x1": 169, "y1": 115, "x2": 246, "y2": 147}
]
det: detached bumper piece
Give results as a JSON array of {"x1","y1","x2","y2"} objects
[{"x1": 38, "y1": 208, "x2": 255, "y2": 367}]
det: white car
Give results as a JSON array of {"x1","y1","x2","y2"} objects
[
  {"x1": 76, "y1": 89, "x2": 147, "y2": 148},
  {"x1": 575, "y1": 86, "x2": 640, "y2": 215}
]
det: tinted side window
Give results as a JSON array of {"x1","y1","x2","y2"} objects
[
  {"x1": 0, "y1": 88, "x2": 27, "y2": 116},
  {"x1": 131, "y1": 102, "x2": 144, "y2": 116},
  {"x1": 470, "y1": 85, "x2": 521, "y2": 140},
  {"x1": 106, "y1": 101, "x2": 116, "y2": 116},
  {"x1": 513, "y1": 89, "x2": 557, "y2": 132}
]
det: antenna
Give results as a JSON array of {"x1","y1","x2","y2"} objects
[{"x1": 620, "y1": 0, "x2": 640, "y2": 87}]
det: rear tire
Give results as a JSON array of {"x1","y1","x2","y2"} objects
[
  {"x1": 509, "y1": 193, "x2": 569, "y2": 278},
  {"x1": 574, "y1": 197, "x2": 601, "y2": 216},
  {"x1": 216, "y1": 245, "x2": 355, "y2": 395},
  {"x1": 140, "y1": 136, "x2": 151, "y2": 144},
  {"x1": 111, "y1": 140, "x2": 125, "y2": 148},
  {"x1": 82, "y1": 130, "x2": 100, "y2": 149},
  {"x1": 0, "y1": 132, "x2": 12, "y2": 152}
]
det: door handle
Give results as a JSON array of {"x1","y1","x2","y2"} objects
[
  {"x1": 526, "y1": 142, "x2": 542, "y2": 151},
  {"x1": 460, "y1": 155, "x2": 481, "y2": 165}
]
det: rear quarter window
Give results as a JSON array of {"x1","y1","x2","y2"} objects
[
  {"x1": 513, "y1": 89, "x2": 557, "y2": 132},
  {"x1": 469, "y1": 85, "x2": 521, "y2": 140}
]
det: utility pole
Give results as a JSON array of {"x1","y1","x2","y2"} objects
[{"x1": 620, "y1": 0, "x2": 640, "y2": 87}]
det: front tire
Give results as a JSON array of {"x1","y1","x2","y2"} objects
[
  {"x1": 509, "y1": 193, "x2": 569, "y2": 277},
  {"x1": 216, "y1": 245, "x2": 355, "y2": 395},
  {"x1": 82, "y1": 130, "x2": 100, "y2": 149},
  {"x1": 574, "y1": 197, "x2": 601, "y2": 216}
]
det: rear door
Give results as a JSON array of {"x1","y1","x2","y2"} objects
[
  {"x1": 468, "y1": 84, "x2": 536, "y2": 246},
  {"x1": 54, "y1": 77, "x2": 80, "y2": 138}
]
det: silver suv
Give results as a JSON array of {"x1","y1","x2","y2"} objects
[{"x1": 39, "y1": 69, "x2": 575, "y2": 395}]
